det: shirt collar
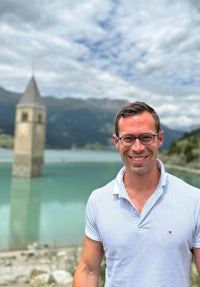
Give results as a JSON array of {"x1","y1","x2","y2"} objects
[{"x1": 112, "y1": 159, "x2": 168, "y2": 198}]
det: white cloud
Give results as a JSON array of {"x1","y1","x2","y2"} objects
[{"x1": 0, "y1": 0, "x2": 199, "y2": 130}]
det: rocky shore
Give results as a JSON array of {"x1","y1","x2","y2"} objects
[
  {"x1": 0, "y1": 243, "x2": 81, "y2": 286},
  {"x1": 1, "y1": 243, "x2": 199, "y2": 287}
]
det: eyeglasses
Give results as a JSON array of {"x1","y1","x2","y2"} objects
[{"x1": 118, "y1": 132, "x2": 159, "y2": 147}]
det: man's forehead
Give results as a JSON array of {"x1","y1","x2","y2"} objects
[{"x1": 118, "y1": 112, "x2": 156, "y2": 131}]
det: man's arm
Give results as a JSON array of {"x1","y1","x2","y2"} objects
[
  {"x1": 193, "y1": 248, "x2": 200, "y2": 276},
  {"x1": 73, "y1": 236, "x2": 104, "y2": 287}
]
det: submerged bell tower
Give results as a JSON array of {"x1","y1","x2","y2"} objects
[{"x1": 12, "y1": 76, "x2": 46, "y2": 177}]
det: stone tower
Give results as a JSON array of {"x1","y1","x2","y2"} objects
[{"x1": 12, "y1": 76, "x2": 46, "y2": 177}]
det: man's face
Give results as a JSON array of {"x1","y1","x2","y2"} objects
[{"x1": 113, "y1": 111, "x2": 164, "y2": 175}]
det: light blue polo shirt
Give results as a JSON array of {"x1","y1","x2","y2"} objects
[{"x1": 85, "y1": 160, "x2": 200, "y2": 287}]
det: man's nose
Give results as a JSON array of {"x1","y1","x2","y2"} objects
[{"x1": 131, "y1": 138, "x2": 145, "y2": 150}]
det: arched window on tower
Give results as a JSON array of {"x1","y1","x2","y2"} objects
[
  {"x1": 21, "y1": 112, "x2": 28, "y2": 122},
  {"x1": 38, "y1": 113, "x2": 42, "y2": 123}
]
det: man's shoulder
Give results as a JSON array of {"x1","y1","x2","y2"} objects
[
  {"x1": 167, "y1": 172, "x2": 200, "y2": 199},
  {"x1": 88, "y1": 179, "x2": 116, "y2": 202},
  {"x1": 93, "y1": 179, "x2": 116, "y2": 194},
  {"x1": 167, "y1": 172, "x2": 199, "y2": 188}
]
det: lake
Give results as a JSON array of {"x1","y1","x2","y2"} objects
[{"x1": 0, "y1": 149, "x2": 200, "y2": 251}]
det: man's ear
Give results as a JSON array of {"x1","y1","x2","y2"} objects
[
  {"x1": 158, "y1": 130, "x2": 164, "y2": 148},
  {"x1": 112, "y1": 134, "x2": 120, "y2": 149}
]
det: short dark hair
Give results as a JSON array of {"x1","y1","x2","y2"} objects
[{"x1": 114, "y1": 101, "x2": 160, "y2": 136}]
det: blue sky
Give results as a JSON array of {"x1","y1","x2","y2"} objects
[{"x1": 0, "y1": 0, "x2": 199, "y2": 130}]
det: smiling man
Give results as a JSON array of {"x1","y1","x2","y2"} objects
[{"x1": 73, "y1": 101, "x2": 200, "y2": 287}]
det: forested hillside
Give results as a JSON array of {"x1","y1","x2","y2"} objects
[{"x1": 160, "y1": 128, "x2": 200, "y2": 168}]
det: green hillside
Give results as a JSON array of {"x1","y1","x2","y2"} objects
[{"x1": 160, "y1": 128, "x2": 200, "y2": 169}]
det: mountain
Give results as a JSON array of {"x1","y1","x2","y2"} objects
[
  {"x1": 176, "y1": 124, "x2": 200, "y2": 132},
  {"x1": 44, "y1": 96, "x2": 129, "y2": 149},
  {"x1": 0, "y1": 86, "x2": 186, "y2": 150}
]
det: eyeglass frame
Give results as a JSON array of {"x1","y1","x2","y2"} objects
[{"x1": 117, "y1": 132, "x2": 160, "y2": 147}]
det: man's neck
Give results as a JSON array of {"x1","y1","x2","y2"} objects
[{"x1": 123, "y1": 166, "x2": 161, "y2": 212}]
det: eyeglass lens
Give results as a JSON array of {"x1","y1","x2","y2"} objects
[{"x1": 120, "y1": 134, "x2": 156, "y2": 146}]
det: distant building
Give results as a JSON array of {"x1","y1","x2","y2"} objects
[{"x1": 12, "y1": 76, "x2": 46, "y2": 177}]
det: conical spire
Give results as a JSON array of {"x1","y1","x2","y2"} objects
[{"x1": 17, "y1": 76, "x2": 45, "y2": 109}]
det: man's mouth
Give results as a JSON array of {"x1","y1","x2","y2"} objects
[{"x1": 128, "y1": 155, "x2": 148, "y2": 162}]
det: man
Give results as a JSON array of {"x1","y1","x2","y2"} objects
[{"x1": 73, "y1": 101, "x2": 200, "y2": 287}]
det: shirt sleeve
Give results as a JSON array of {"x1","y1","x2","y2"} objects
[
  {"x1": 193, "y1": 193, "x2": 200, "y2": 248},
  {"x1": 85, "y1": 193, "x2": 101, "y2": 242}
]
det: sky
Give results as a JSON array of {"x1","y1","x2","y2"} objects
[{"x1": 0, "y1": 0, "x2": 200, "y2": 130}]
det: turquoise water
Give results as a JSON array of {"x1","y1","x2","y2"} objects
[
  {"x1": 0, "y1": 150, "x2": 122, "y2": 251},
  {"x1": 0, "y1": 149, "x2": 199, "y2": 251}
]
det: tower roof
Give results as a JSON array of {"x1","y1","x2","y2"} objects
[{"x1": 17, "y1": 76, "x2": 45, "y2": 109}]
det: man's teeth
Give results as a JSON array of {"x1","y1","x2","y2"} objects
[{"x1": 130, "y1": 156, "x2": 145, "y2": 161}]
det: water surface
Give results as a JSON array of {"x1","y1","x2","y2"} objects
[{"x1": 0, "y1": 149, "x2": 199, "y2": 251}]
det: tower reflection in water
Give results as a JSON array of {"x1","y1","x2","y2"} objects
[{"x1": 9, "y1": 177, "x2": 42, "y2": 250}]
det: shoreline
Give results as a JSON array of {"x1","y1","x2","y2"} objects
[
  {"x1": 0, "y1": 148, "x2": 200, "y2": 175},
  {"x1": 0, "y1": 159, "x2": 200, "y2": 175}
]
